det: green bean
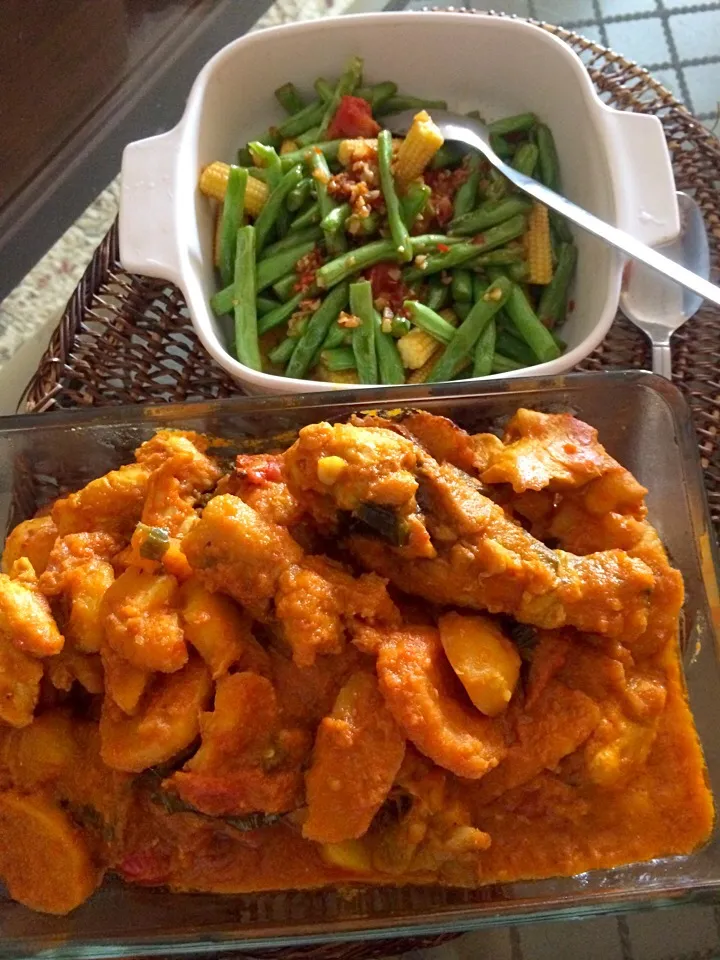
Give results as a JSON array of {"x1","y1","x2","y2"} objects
[
  {"x1": 472, "y1": 273, "x2": 486, "y2": 304},
  {"x1": 506, "y1": 261, "x2": 528, "y2": 283},
  {"x1": 449, "y1": 197, "x2": 531, "y2": 236},
  {"x1": 512, "y1": 142, "x2": 539, "y2": 177},
  {"x1": 430, "y1": 142, "x2": 465, "y2": 169},
  {"x1": 489, "y1": 112, "x2": 537, "y2": 136},
  {"x1": 453, "y1": 155, "x2": 482, "y2": 221},
  {"x1": 346, "y1": 211, "x2": 380, "y2": 237},
  {"x1": 454, "y1": 301, "x2": 472, "y2": 321},
  {"x1": 317, "y1": 239, "x2": 397, "y2": 289},
  {"x1": 310, "y1": 151, "x2": 347, "y2": 257},
  {"x1": 286, "y1": 283, "x2": 350, "y2": 379},
  {"x1": 473, "y1": 317, "x2": 497, "y2": 377},
  {"x1": 410, "y1": 234, "x2": 465, "y2": 253},
  {"x1": 233, "y1": 225, "x2": 261, "y2": 371},
  {"x1": 378, "y1": 130, "x2": 412, "y2": 262},
  {"x1": 376, "y1": 95, "x2": 448, "y2": 116},
  {"x1": 260, "y1": 225, "x2": 322, "y2": 261},
  {"x1": 246, "y1": 166, "x2": 270, "y2": 182},
  {"x1": 257, "y1": 295, "x2": 279, "y2": 316},
  {"x1": 349, "y1": 280, "x2": 378, "y2": 384},
  {"x1": 238, "y1": 128, "x2": 282, "y2": 166},
  {"x1": 428, "y1": 275, "x2": 512, "y2": 383},
  {"x1": 492, "y1": 352, "x2": 525, "y2": 373},
  {"x1": 257, "y1": 292, "x2": 304, "y2": 336},
  {"x1": 495, "y1": 327, "x2": 536, "y2": 365},
  {"x1": 375, "y1": 315, "x2": 405, "y2": 385},
  {"x1": 400, "y1": 181, "x2": 431, "y2": 230},
  {"x1": 321, "y1": 202, "x2": 351, "y2": 235},
  {"x1": 404, "y1": 301, "x2": 455, "y2": 344},
  {"x1": 451, "y1": 269, "x2": 473, "y2": 303},
  {"x1": 317, "y1": 55, "x2": 364, "y2": 140},
  {"x1": 486, "y1": 169, "x2": 508, "y2": 202},
  {"x1": 535, "y1": 124, "x2": 560, "y2": 192},
  {"x1": 219, "y1": 166, "x2": 248, "y2": 287},
  {"x1": 275, "y1": 82, "x2": 306, "y2": 116},
  {"x1": 322, "y1": 347, "x2": 357, "y2": 372},
  {"x1": 368, "y1": 81, "x2": 398, "y2": 110},
  {"x1": 277, "y1": 99, "x2": 326, "y2": 139},
  {"x1": 321, "y1": 323, "x2": 350, "y2": 351},
  {"x1": 253, "y1": 164, "x2": 303, "y2": 252},
  {"x1": 256, "y1": 239, "x2": 316, "y2": 292},
  {"x1": 314, "y1": 77, "x2": 334, "y2": 102},
  {"x1": 406, "y1": 215, "x2": 527, "y2": 280},
  {"x1": 272, "y1": 272, "x2": 297, "y2": 301},
  {"x1": 268, "y1": 337, "x2": 297, "y2": 367},
  {"x1": 502, "y1": 282, "x2": 561, "y2": 363},
  {"x1": 389, "y1": 316, "x2": 411, "y2": 338},
  {"x1": 290, "y1": 200, "x2": 321, "y2": 231},
  {"x1": 287, "y1": 178, "x2": 313, "y2": 212},
  {"x1": 279, "y1": 140, "x2": 342, "y2": 171},
  {"x1": 474, "y1": 245, "x2": 525, "y2": 267},
  {"x1": 538, "y1": 242, "x2": 577, "y2": 328},
  {"x1": 490, "y1": 134, "x2": 513, "y2": 160},
  {"x1": 250, "y1": 142, "x2": 286, "y2": 237},
  {"x1": 210, "y1": 284, "x2": 234, "y2": 316},
  {"x1": 297, "y1": 125, "x2": 322, "y2": 148},
  {"x1": 426, "y1": 278, "x2": 449, "y2": 312}
]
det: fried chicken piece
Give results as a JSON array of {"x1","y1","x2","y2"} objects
[
  {"x1": 1, "y1": 515, "x2": 57, "y2": 576},
  {"x1": 102, "y1": 568, "x2": 187, "y2": 673},
  {"x1": 39, "y1": 532, "x2": 123, "y2": 596},
  {"x1": 0, "y1": 559, "x2": 63, "y2": 658},
  {"x1": 101, "y1": 643, "x2": 150, "y2": 715},
  {"x1": 64, "y1": 559, "x2": 115, "y2": 653},
  {"x1": 471, "y1": 680, "x2": 601, "y2": 805},
  {"x1": 376, "y1": 627, "x2": 506, "y2": 779},
  {"x1": 52, "y1": 462, "x2": 151, "y2": 539},
  {"x1": 303, "y1": 671, "x2": 406, "y2": 843},
  {"x1": 139, "y1": 432, "x2": 223, "y2": 537},
  {"x1": 181, "y1": 495, "x2": 399, "y2": 667},
  {"x1": 100, "y1": 656, "x2": 212, "y2": 772},
  {"x1": 285, "y1": 422, "x2": 655, "y2": 640},
  {"x1": 168, "y1": 672, "x2": 309, "y2": 816},
  {"x1": 216, "y1": 453, "x2": 303, "y2": 527}
]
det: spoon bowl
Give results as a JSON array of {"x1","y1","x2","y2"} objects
[{"x1": 620, "y1": 192, "x2": 710, "y2": 378}]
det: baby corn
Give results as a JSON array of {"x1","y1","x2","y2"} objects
[
  {"x1": 199, "y1": 161, "x2": 268, "y2": 217},
  {"x1": 395, "y1": 111, "x2": 444, "y2": 183},
  {"x1": 525, "y1": 202, "x2": 553, "y2": 285}
]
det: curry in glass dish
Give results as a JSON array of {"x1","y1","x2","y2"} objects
[{"x1": 0, "y1": 408, "x2": 711, "y2": 914}]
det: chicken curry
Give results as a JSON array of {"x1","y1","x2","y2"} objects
[{"x1": 0, "y1": 408, "x2": 712, "y2": 914}]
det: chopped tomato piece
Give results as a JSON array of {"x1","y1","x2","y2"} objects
[
  {"x1": 437, "y1": 243, "x2": 450, "y2": 253},
  {"x1": 327, "y1": 95, "x2": 380, "y2": 140}
]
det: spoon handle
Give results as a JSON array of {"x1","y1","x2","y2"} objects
[
  {"x1": 494, "y1": 160, "x2": 720, "y2": 309},
  {"x1": 652, "y1": 340, "x2": 672, "y2": 380}
]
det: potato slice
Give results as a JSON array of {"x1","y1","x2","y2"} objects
[
  {"x1": 439, "y1": 612, "x2": 521, "y2": 717},
  {"x1": 0, "y1": 791, "x2": 101, "y2": 914}
]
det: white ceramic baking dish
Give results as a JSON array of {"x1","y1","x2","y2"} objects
[{"x1": 119, "y1": 12, "x2": 679, "y2": 394}]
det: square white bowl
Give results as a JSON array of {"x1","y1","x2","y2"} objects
[{"x1": 119, "y1": 12, "x2": 679, "y2": 394}]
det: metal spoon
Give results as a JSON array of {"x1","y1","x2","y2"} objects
[
  {"x1": 620, "y1": 191, "x2": 710, "y2": 379},
  {"x1": 385, "y1": 110, "x2": 720, "y2": 308}
]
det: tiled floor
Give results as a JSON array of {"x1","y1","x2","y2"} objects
[{"x1": 399, "y1": 0, "x2": 720, "y2": 129}]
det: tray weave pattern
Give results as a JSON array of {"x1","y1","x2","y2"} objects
[{"x1": 14, "y1": 15, "x2": 720, "y2": 960}]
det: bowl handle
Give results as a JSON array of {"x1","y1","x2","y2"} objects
[
  {"x1": 119, "y1": 128, "x2": 182, "y2": 283},
  {"x1": 605, "y1": 110, "x2": 680, "y2": 247}
]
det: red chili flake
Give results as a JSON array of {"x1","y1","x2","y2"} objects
[
  {"x1": 235, "y1": 454, "x2": 283, "y2": 485},
  {"x1": 437, "y1": 242, "x2": 450, "y2": 253},
  {"x1": 568, "y1": 299, "x2": 576, "y2": 313},
  {"x1": 366, "y1": 261, "x2": 413, "y2": 313},
  {"x1": 472, "y1": 235, "x2": 486, "y2": 246}
]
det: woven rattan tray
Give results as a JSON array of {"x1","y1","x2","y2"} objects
[{"x1": 15, "y1": 13, "x2": 720, "y2": 959}]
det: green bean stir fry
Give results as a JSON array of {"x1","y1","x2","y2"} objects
[{"x1": 199, "y1": 56, "x2": 577, "y2": 384}]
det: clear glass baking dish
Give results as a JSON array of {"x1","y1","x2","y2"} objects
[{"x1": 0, "y1": 371, "x2": 718, "y2": 960}]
